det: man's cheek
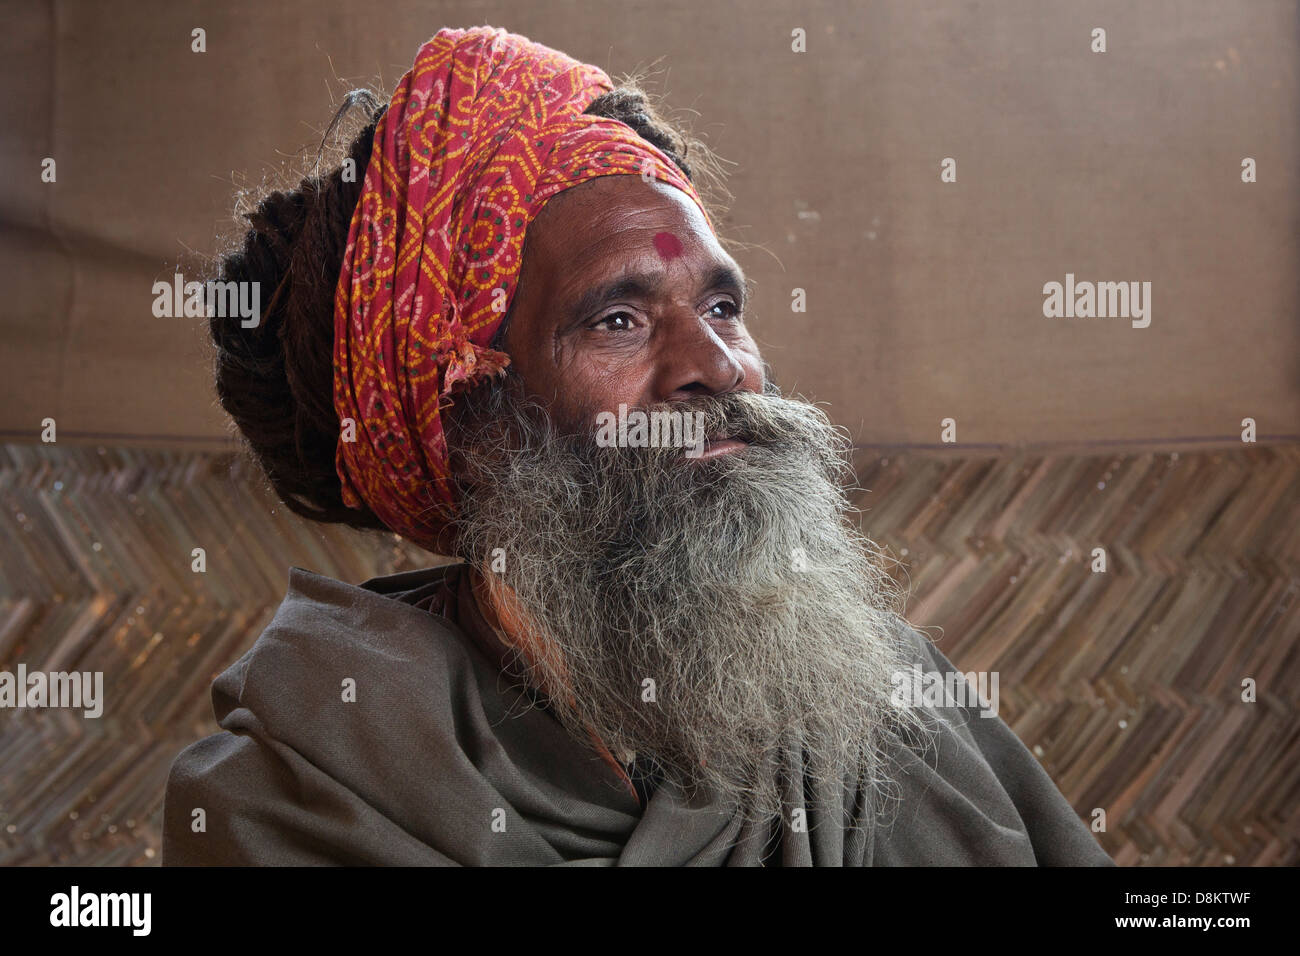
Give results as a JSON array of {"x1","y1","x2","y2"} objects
[
  {"x1": 569, "y1": 370, "x2": 646, "y2": 423},
  {"x1": 737, "y1": 344, "x2": 766, "y2": 389},
  {"x1": 555, "y1": 393, "x2": 604, "y2": 440},
  {"x1": 583, "y1": 349, "x2": 649, "y2": 390}
]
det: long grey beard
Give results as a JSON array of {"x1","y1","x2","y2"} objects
[{"x1": 450, "y1": 372, "x2": 933, "y2": 828}]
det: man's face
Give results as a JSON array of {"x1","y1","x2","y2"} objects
[
  {"x1": 451, "y1": 173, "x2": 930, "y2": 824},
  {"x1": 501, "y1": 175, "x2": 765, "y2": 445}
]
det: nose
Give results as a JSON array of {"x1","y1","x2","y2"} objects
[{"x1": 652, "y1": 311, "x2": 746, "y2": 401}]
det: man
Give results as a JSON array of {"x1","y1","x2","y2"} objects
[{"x1": 164, "y1": 26, "x2": 1113, "y2": 866}]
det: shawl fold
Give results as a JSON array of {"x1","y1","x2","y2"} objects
[{"x1": 162, "y1": 565, "x2": 1114, "y2": 866}]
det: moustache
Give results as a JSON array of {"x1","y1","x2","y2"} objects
[{"x1": 575, "y1": 387, "x2": 844, "y2": 462}]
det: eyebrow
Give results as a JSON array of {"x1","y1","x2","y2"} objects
[{"x1": 562, "y1": 262, "x2": 749, "y2": 328}]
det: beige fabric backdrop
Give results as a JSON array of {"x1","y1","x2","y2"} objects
[{"x1": 2, "y1": 0, "x2": 1297, "y2": 449}]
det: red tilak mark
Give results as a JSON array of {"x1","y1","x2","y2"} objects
[{"x1": 653, "y1": 232, "x2": 684, "y2": 261}]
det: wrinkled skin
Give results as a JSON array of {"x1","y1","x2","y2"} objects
[{"x1": 500, "y1": 175, "x2": 765, "y2": 435}]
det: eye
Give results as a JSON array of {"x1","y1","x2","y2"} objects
[
  {"x1": 591, "y1": 310, "x2": 637, "y2": 332},
  {"x1": 705, "y1": 298, "x2": 742, "y2": 321}
]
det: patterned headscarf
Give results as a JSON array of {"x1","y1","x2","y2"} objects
[{"x1": 333, "y1": 26, "x2": 709, "y2": 552}]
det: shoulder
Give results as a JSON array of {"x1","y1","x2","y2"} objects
[
  {"x1": 161, "y1": 565, "x2": 480, "y2": 866},
  {"x1": 224, "y1": 566, "x2": 477, "y2": 726}
]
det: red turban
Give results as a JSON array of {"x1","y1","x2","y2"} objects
[{"x1": 333, "y1": 26, "x2": 709, "y2": 552}]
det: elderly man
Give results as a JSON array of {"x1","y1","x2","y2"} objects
[{"x1": 163, "y1": 26, "x2": 1113, "y2": 866}]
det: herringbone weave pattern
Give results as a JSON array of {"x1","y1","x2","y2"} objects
[{"x1": 0, "y1": 443, "x2": 1295, "y2": 865}]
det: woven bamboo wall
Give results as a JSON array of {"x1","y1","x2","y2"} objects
[{"x1": 0, "y1": 442, "x2": 1295, "y2": 865}]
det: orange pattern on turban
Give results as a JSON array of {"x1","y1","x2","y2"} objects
[{"x1": 333, "y1": 26, "x2": 709, "y2": 552}]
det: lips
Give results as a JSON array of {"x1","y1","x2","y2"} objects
[{"x1": 695, "y1": 434, "x2": 749, "y2": 460}]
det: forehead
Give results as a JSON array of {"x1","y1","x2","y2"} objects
[{"x1": 526, "y1": 175, "x2": 730, "y2": 284}]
